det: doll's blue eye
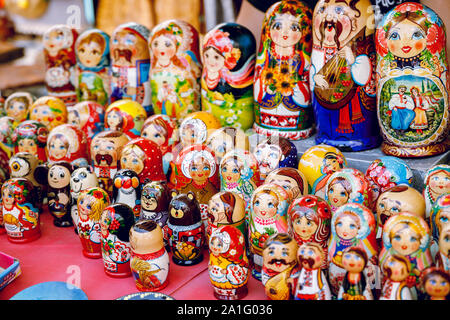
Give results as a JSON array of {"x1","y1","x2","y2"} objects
[
  {"x1": 308, "y1": 249, "x2": 314, "y2": 255},
  {"x1": 191, "y1": 166, "x2": 198, "y2": 171},
  {"x1": 60, "y1": 146, "x2": 65, "y2": 150},
  {"x1": 389, "y1": 32, "x2": 400, "y2": 41},
  {"x1": 132, "y1": 159, "x2": 138, "y2": 164},
  {"x1": 340, "y1": 192, "x2": 346, "y2": 197},
  {"x1": 221, "y1": 167, "x2": 227, "y2": 173},
  {"x1": 440, "y1": 216, "x2": 448, "y2": 223},
  {"x1": 255, "y1": 200, "x2": 260, "y2": 206},
  {"x1": 336, "y1": 222, "x2": 342, "y2": 227},
  {"x1": 391, "y1": 207, "x2": 399, "y2": 213},
  {"x1": 410, "y1": 236, "x2": 418, "y2": 242},
  {"x1": 269, "y1": 153, "x2": 277, "y2": 159},
  {"x1": 329, "y1": 189, "x2": 334, "y2": 194},
  {"x1": 335, "y1": 6, "x2": 343, "y2": 14},
  {"x1": 393, "y1": 235, "x2": 401, "y2": 241},
  {"x1": 282, "y1": 251, "x2": 288, "y2": 257},
  {"x1": 441, "y1": 281, "x2": 447, "y2": 286},
  {"x1": 232, "y1": 168, "x2": 239, "y2": 174},
  {"x1": 430, "y1": 279, "x2": 437, "y2": 285},
  {"x1": 349, "y1": 224, "x2": 356, "y2": 230},
  {"x1": 411, "y1": 31, "x2": 424, "y2": 40},
  {"x1": 268, "y1": 202, "x2": 274, "y2": 208},
  {"x1": 203, "y1": 166, "x2": 209, "y2": 171}
]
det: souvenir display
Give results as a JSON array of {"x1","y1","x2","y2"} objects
[
  {"x1": 208, "y1": 225, "x2": 249, "y2": 300},
  {"x1": 47, "y1": 124, "x2": 88, "y2": 166},
  {"x1": 379, "y1": 254, "x2": 414, "y2": 300},
  {"x1": 76, "y1": 187, "x2": 110, "y2": 259},
  {"x1": 68, "y1": 101, "x2": 105, "y2": 146},
  {"x1": 435, "y1": 225, "x2": 450, "y2": 272},
  {"x1": 1, "y1": 178, "x2": 40, "y2": 243},
  {"x1": 150, "y1": 19, "x2": 202, "y2": 119},
  {"x1": 43, "y1": 25, "x2": 78, "y2": 106},
  {"x1": 75, "y1": 29, "x2": 111, "y2": 106},
  {"x1": 201, "y1": 22, "x2": 256, "y2": 130},
  {"x1": 12, "y1": 120, "x2": 49, "y2": 163},
  {"x1": 261, "y1": 233, "x2": 298, "y2": 300},
  {"x1": 430, "y1": 194, "x2": 450, "y2": 257},
  {"x1": 423, "y1": 164, "x2": 450, "y2": 215},
  {"x1": 28, "y1": 96, "x2": 68, "y2": 132},
  {"x1": 105, "y1": 100, "x2": 147, "y2": 139},
  {"x1": 311, "y1": 0, "x2": 380, "y2": 151},
  {"x1": 253, "y1": 0, "x2": 314, "y2": 140},
  {"x1": 376, "y1": 3, "x2": 450, "y2": 158},
  {"x1": 292, "y1": 242, "x2": 332, "y2": 300},
  {"x1": 419, "y1": 267, "x2": 450, "y2": 300},
  {"x1": 248, "y1": 183, "x2": 291, "y2": 280},
  {"x1": 110, "y1": 22, "x2": 152, "y2": 115},
  {"x1": 100, "y1": 203, "x2": 135, "y2": 278},
  {"x1": 253, "y1": 136, "x2": 298, "y2": 182},
  {"x1": 165, "y1": 191, "x2": 205, "y2": 266},
  {"x1": 130, "y1": 220, "x2": 170, "y2": 292},
  {"x1": 206, "y1": 126, "x2": 249, "y2": 166},
  {"x1": 177, "y1": 111, "x2": 222, "y2": 148},
  {"x1": 139, "y1": 181, "x2": 170, "y2": 230},
  {"x1": 265, "y1": 167, "x2": 308, "y2": 200},
  {"x1": 0, "y1": 116, "x2": 17, "y2": 158},
  {"x1": 70, "y1": 166, "x2": 99, "y2": 230},
  {"x1": 328, "y1": 203, "x2": 378, "y2": 295},
  {"x1": 4, "y1": 92, "x2": 34, "y2": 125},
  {"x1": 112, "y1": 169, "x2": 141, "y2": 220}
]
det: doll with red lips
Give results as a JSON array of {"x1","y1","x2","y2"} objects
[{"x1": 112, "y1": 169, "x2": 141, "y2": 221}]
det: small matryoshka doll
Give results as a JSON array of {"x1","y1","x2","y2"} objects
[
  {"x1": 130, "y1": 220, "x2": 170, "y2": 292},
  {"x1": 112, "y1": 169, "x2": 141, "y2": 220},
  {"x1": 253, "y1": 0, "x2": 314, "y2": 141},
  {"x1": 424, "y1": 164, "x2": 450, "y2": 215},
  {"x1": 4, "y1": 92, "x2": 34, "y2": 125},
  {"x1": 12, "y1": 120, "x2": 49, "y2": 163},
  {"x1": 209, "y1": 225, "x2": 249, "y2": 300},
  {"x1": 420, "y1": 267, "x2": 450, "y2": 300},
  {"x1": 68, "y1": 101, "x2": 105, "y2": 146},
  {"x1": 325, "y1": 168, "x2": 372, "y2": 214},
  {"x1": 328, "y1": 203, "x2": 378, "y2": 295},
  {"x1": 380, "y1": 254, "x2": 414, "y2": 300},
  {"x1": 261, "y1": 233, "x2": 298, "y2": 300},
  {"x1": 105, "y1": 100, "x2": 147, "y2": 139},
  {"x1": 77, "y1": 187, "x2": 110, "y2": 259},
  {"x1": 265, "y1": 167, "x2": 308, "y2": 200},
  {"x1": 206, "y1": 126, "x2": 250, "y2": 165},
  {"x1": 253, "y1": 136, "x2": 299, "y2": 182},
  {"x1": 311, "y1": 0, "x2": 380, "y2": 152},
  {"x1": 376, "y1": 3, "x2": 450, "y2": 158},
  {"x1": 248, "y1": 183, "x2": 291, "y2": 280},
  {"x1": 0, "y1": 116, "x2": 16, "y2": 158},
  {"x1": 166, "y1": 191, "x2": 205, "y2": 266},
  {"x1": 1, "y1": 178, "x2": 40, "y2": 243},
  {"x1": 75, "y1": 28, "x2": 111, "y2": 106},
  {"x1": 436, "y1": 225, "x2": 450, "y2": 272},
  {"x1": 43, "y1": 25, "x2": 78, "y2": 106},
  {"x1": 110, "y1": 22, "x2": 152, "y2": 115},
  {"x1": 149, "y1": 19, "x2": 202, "y2": 119},
  {"x1": 202, "y1": 22, "x2": 256, "y2": 131},
  {"x1": 430, "y1": 193, "x2": 450, "y2": 257},
  {"x1": 28, "y1": 96, "x2": 68, "y2": 131},
  {"x1": 120, "y1": 137, "x2": 167, "y2": 185},
  {"x1": 47, "y1": 124, "x2": 88, "y2": 166}
]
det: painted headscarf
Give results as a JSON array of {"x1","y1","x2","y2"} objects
[
  {"x1": 210, "y1": 225, "x2": 249, "y2": 267},
  {"x1": 75, "y1": 28, "x2": 110, "y2": 72},
  {"x1": 11, "y1": 120, "x2": 49, "y2": 163}
]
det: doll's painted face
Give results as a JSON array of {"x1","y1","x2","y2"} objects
[
  {"x1": 6, "y1": 98, "x2": 28, "y2": 120},
  {"x1": 141, "y1": 189, "x2": 158, "y2": 211},
  {"x1": 384, "y1": 256, "x2": 409, "y2": 282},
  {"x1": 107, "y1": 110, "x2": 123, "y2": 130},
  {"x1": 208, "y1": 196, "x2": 227, "y2": 225},
  {"x1": 387, "y1": 19, "x2": 426, "y2": 59},
  {"x1": 439, "y1": 230, "x2": 450, "y2": 258},
  {"x1": 209, "y1": 235, "x2": 225, "y2": 257},
  {"x1": 181, "y1": 125, "x2": 199, "y2": 146},
  {"x1": 377, "y1": 196, "x2": 402, "y2": 226},
  {"x1": 68, "y1": 109, "x2": 81, "y2": 127},
  {"x1": 141, "y1": 123, "x2": 167, "y2": 147},
  {"x1": 1, "y1": 187, "x2": 15, "y2": 209},
  {"x1": 264, "y1": 239, "x2": 297, "y2": 273},
  {"x1": 266, "y1": 175, "x2": 300, "y2": 199},
  {"x1": 390, "y1": 223, "x2": 421, "y2": 256},
  {"x1": 428, "y1": 171, "x2": 450, "y2": 195},
  {"x1": 335, "y1": 214, "x2": 360, "y2": 240},
  {"x1": 78, "y1": 196, "x2": 93, "y2": 220},
  {"x1": 77, "y1": 41, "x2": 103, "y2": 67},
  {"x1": 48, "y1": 165, "x2": 71, "y2": 189},
  {"x1": 436, "y1": 209, "x2": 450, "y2": 234},
  {"x1": 270, "y1": 13, "x2": 302, "y2": 48},
  {"x1": 323, "y1": 155, "x2": 342, "y2": 174},
  {"x1": 327, "y1": 179, "x2": 350, "y2": 207},
  {"x1": 91, "y1": 139, "x2": 118, "y2": 166},
  {"x1": 254, "y1": 143, "x2": 282, "y2": 177},
  {"x1": 30, "y1": 105, "x2": 52, "y2": 126},
  {"x1": 424, "y1": 273, "x2": 450, "y2": 299},
  {"x1": 293, "y1": 214, "x2": 318, "y2": 241},
  {"x1": 342, "y1": 250, "x2": 366, "y2": 273},
  {"x1": 189, "y1": 157, "x2": 211, "y2": 185},
  {"x1": 298, "y1": 244, "x2": 324, "y2": 269},
  {"x1": 207, "y1": 133, "x2": 233, "y2": 163},
  {"x1": 44, "y1": 29, "x2": 67, "y2": 55},
  {"x1": 111, "y1": 29, "x2": 147, "y2": 66},
  {"x1": 203, "y1": 47, "x2": 225, "y2": 74},
  {"x1": 253, "y1": 191, "x2": 278, "y2": 219},
  {"x1": 18, "y1": 138, "x2": 38, "y2": 155},
  {"x1": 151, "y1": 35, "x2": 177, "y2": 65},
  {"x1": 221, "y1": 160, "x2": 241, "y2": 184},
  {"x1": 120, "y1": 148, "x2": 144, "y2": 175},
  {"x1": 48, "y1": 134, "x2": 69, "y2": 160}
]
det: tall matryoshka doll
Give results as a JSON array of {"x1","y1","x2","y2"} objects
[
  {"x1": 253, "y1": 0, "x2": 314, "y2": 140},
  {"x1": 201, "y1": 22, "x2": 256, "y2": 131},
  {"x1": 376, "y1": 3, "x2": 450, "y2": 157},
  {"x1": 311, "y1": 0, "x2": 380, "y2": 151},
  {"x1": 149, "y1": 19, "x2": 202, "y2": 119}
]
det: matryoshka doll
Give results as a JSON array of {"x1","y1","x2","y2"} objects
[
  {"x1": 202, "y1": 22, "x2": 256, "y2": 131},
  {"x1": 68, "y1": 101, "x2": 105, "y2": 146},
  {"x1": 105, "y1": 100, "x2": 147, "y2": 139},
  {"x1": 376, "y1": 3, "x2": 450, "y2": 158},
  {"x1": 430, "y1": 194, "x2": 450, "y2": 258},
  {"x1": 1, "y1": 178, "x2": 40, "y2": 243},
  {"x1": 248, "y1": 183, "x2": 291, "y2": 280},
  {"x1": 166, "y1": 191, "x2": 205, "y2": 266},
  {"x1": 110, "y1": 22, "x2": 151, "y2": 115},
  {"x1": 149, "y1": 19, "x2": 202, "y2": 119},
  {"x1": 379, "y1": 254, "x2": 415, "y2": 300},
  {"x1": 419, "y1": 267, "x2": 450, "y2": 300},
  {"x1": 4, "y1": 92, "x2": 34, "y2": 125},
  {"x1": 28, "y1": 96, "x2": 68, "y2": 131},
  {"x1": 265, "y1": 167, "x2": 308, "y2": 200},
  {"x1": 112, "y1": 169, "x2": 141, "y2": 220},
  {"x1": 209, "y1": 225, "x2": 249, "y2": 300},
  {"x1": 423, "y1": 164, "x2": 450, "y2": 215},
  {"x1": 75, "y1": 28, "x2": 111, "y2": 106},
  {"x1": 12, "y1": 120, "x2": 49, "y2": 163},
  {"x1": 0, "y1": 116, "x2": 16, "y2": 158},
  {"x1": 253, "y1": 0, "x2": 314, "y2": 141},
  {"x1": 130, "y1": 220, "x2": 170, "y2": 292},
  {"x1": 435, "y1": 225, "x2": 450, "y2": 272},
  {"x1": 206, "y1": 126, "x2": 250, "y2": 166},
  {"x1": 311, "y1": 0, "x2": 380, "y2": 151},
  {"x1": 43, "y1": 25, "x2": 78, "y2": 106},
  {"x1": 47, "y1": 124, "x2": 88, "y2": 166},
  {"x1": 77, "y1": 187, "x2": 110, "y2": 258},
  {"x1": 139, "y1": 181, "x2": 169, "y2": 236}
]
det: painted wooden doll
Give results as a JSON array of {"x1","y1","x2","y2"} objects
[
  {"x1": 4, "y1": 92, "x2": 34, "y2": 125},
  {"x1": 206, "y1": 126, "x2": 249, "y2": 166},
  {"x1": 379, "y1": 254, "x2": 414, "y2": 300},
  {"x1": 420, "y1": 267, "x2": 450, "y2": 300},
  {"x1": 77, "y1": 187, "x2": 110, "y2": 259},
  {"x1": 47, "y1": 124, "x2": 89, "y2": 166},
  {"x1": 130, "y1": 220, "x2": 170, "y2": 292},
  {"x1": 112, "y1": 169, "x2": 141, "y2": 220},
  {"x1": 311, "y1": 0, "x2": 380, "y2": 151},
  {"x1": 100, "y1": 203, "x2": 135, "y2": 278},
  {"x1": 202, "y1": 22, "x2": 256, "y2": 130},
  {"x1": 424, "y1": 164, "x2": 450, "y2": 216},
  {"x1": 209, "y1": 225, "x2": 250, "y2": 300},
  {"x1": 105, "y1": 100, "x2": 147, "y2": 139},
  {"x1": 253, "y1": 0, "x2": 314, "y2": 140},
  {"x1": 68, "y1": 101, "x2": 105, "y2": 146},
  {"x1": 265, "y1": 167, "x2": 308, "y2": 200},
  {"x1": 261, "y1": 233, "x2": 298, "y2": 300},
  {"x1": 149, "y1": 19, "x2": 202, "y2": 119},
  {"x1": 165, "y1": 191, "x2": 205, "y2": 266},
  {"x1": 376, "y1": 3, "x2": 450, "y2": 157},
  {"x1": 435, "y1": 225, "x2": 450, "y2": 272},
  {"x1": 1, "y1": 178, "x2": 40, "y2": 243},
  {"x1": 28, "y1": 96, "x2": 68, "y2": 131},
  {"x1": 140, "y1": 181, "x2": 169, "y2": 227},
  {"x1": 110, "y1": 22, "x2": 152, "y2": 115},
  {"x1": 248, "y1": 183, "x2": 291, "y2": 280},
  {"x1": 177, "y1": 111, "x2": 222, "y2": 149},
  {"x1": 430, "y1": 193, "x2": 450, "y2": 258},
  {"x1": 43, "y1": 25, "x2": 78, "y2": 106},
  {"x1": 11, "y1": 120, "x2": 49, "y2": 163},
  {"x1": 75, "y1": 29, "x2": 111, "y2": 106},
  {"x1": 0, "y1": 116, "x2": 16, "y2": 158}
]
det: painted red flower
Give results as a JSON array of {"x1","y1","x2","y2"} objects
[
  {"x1": 375, "y1": 28, "x2": 388, "y2": 56},
  {"x1": 396, "y1": 2, "x2": 423, "y2": 13},
  {"x1": 427, "y1": 24, "x2": 445, "y2": 54}
]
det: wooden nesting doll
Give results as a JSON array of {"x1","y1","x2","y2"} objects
[
  {"x1": 28, "y1": 96, "x2": 68, "y2": 131},
  {"x1": 206, "y1": 126, "x2": 250, "y2": 166},
  {"x1": 112, "y1": 169, "x2": 141, "y2": 220},
  {"x1": 68, "y1": 101, "x2": 105, "y2": 146},
  {"x1": 0, "y1": 116, "x2": 16, "y2": 158},
  {"x1": 11, "y1": 120, "x2": 49, "y2": 163},
  {"x1": 1, "y1": 178, "x2": 40, "y2": 243},
  {"x1": 435, "y1": 225, "x2": 450, "y2": 272},
  {"x1": 130, "y1": 220, "x2": 170, "y2": 292},
  {"x1": 140, "y1": 181, "x2": 170, "y2": 231},
  {"x1": 419, "y1": 267, "x2": 450, "y2": 300},
  {"x1": 77, "y1": 187, "x2": 110, "y2": 259},
  {"x1": 75, "y1": 29, "x2": 111, "y2": 106},
  {"x1": 166, "y1": 191, "x2": 205, "y2": 266},
  {"x1": 105, "y1": 100, "x2": 147, "y2": 139},
  {"x1": 43, "y1": 25, "x2": 79, "y2": 106},
  {"x1": 311, "y1": 0, "x2": 380, "y2": 151},
  {"x1": 201, "y1": 22, "x2": 256, "y2": 131},
  {"x1": 149, "y1": 19, "x2": 202, "y2": 119},
  {"x1": 265, "y1": 167, "x2": 308, "y2": 200},
  {"x1": 379, "y1": 254, "x2": 415, "y2": 300},
  {"x1": 47, "y1": 124, "x2": 89, "y2": 166},
  {"x1": 430, "y1": 194, "x2": 450, "y2": 258},
  {"x1": 376, "y1": 3, "x2": 450, "y2": 158},
  {"x1": 110, "y1": 22, "x2": 152, "y2": 116},
  {"x1": 424, "y1": 164, "x2": 450, "y2": 216},
  {"x1": 177, "y1": 111, "x2": 222, "y2": 148},
  {"x1": 261, "y1": 233, "x2": 298, "y2": 300},
  {"x1": 4, "y1": 92, "x2": 34, "y2": 125},
  {"x1": 100, "y1": 203, "x2": 135, "y2": 278},
  {"x1": 253, "y1": 0, "x2": 314, "y2": 140},
  {"x1": 248, "y1": 183, "x2": 291, "y2": 280},
  {"x1": 209, "y1": 225, "x2": 250, "y2": 300}
]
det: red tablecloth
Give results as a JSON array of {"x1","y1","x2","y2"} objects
[{"x1": 0, "y1": 211, "x2": 267, "y2": 300}]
